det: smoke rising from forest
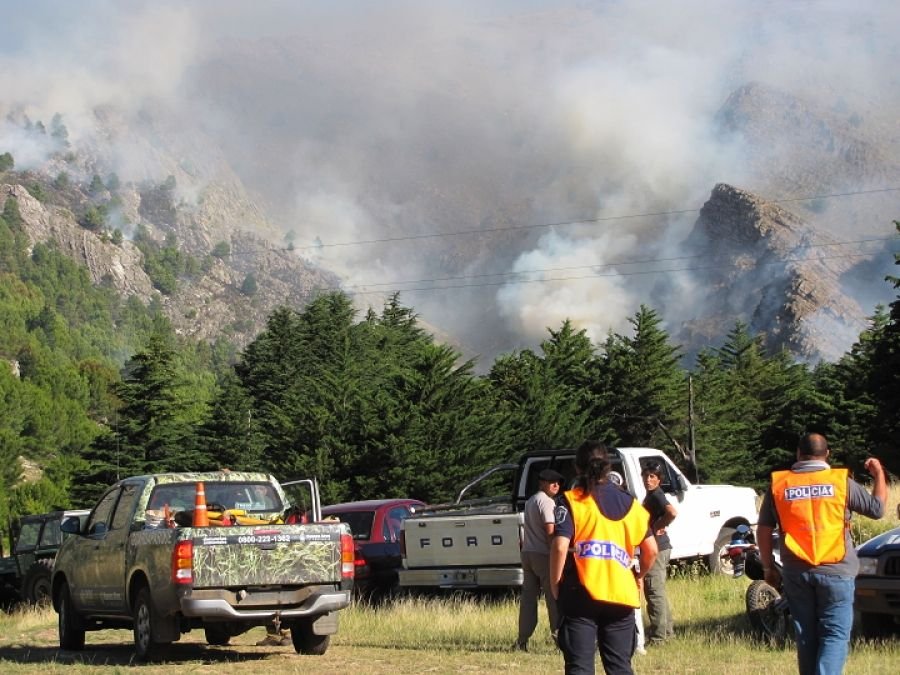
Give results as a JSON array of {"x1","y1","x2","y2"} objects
[{"x1": 1, "y1": 1, "x2": 898, "y2": 363}]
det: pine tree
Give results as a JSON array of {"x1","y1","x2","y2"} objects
[{"x1": 598, "y1": 306, "x2": 686, "y2": 453}]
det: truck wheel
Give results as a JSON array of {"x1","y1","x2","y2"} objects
[
  {"x1": 708, "y1": 527, "x2": 737, "y2": 575},
  {"x1": 290, "y1": 620, "x2": 330, "y2": 655},
  {"x1": 57, "y1": 581, "x2": 86, "y2": 651},
  {"x1": 23, "y1": 559, "x2": 54, "y2": 605},
  {"x1": 133, "y1": 586, "x2": 159, "y2": 661},
  {"x1": 204, "y1": 624, "x2": 231, "y2": 646},
  {"x1": 746, "y1": 579, "x2": 788, "y2": 643}
]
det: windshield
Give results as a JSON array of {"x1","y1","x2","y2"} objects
[
  {"x1": 324, "y1": 511, "x2": 375, "y2": 540},
  {"x1": 148, "y1": 482, "x2": 283, "y2": 514}
]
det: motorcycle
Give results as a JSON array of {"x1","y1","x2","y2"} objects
[{"x1": 724, "y1": 524, "x2": 791, "y2": 643}]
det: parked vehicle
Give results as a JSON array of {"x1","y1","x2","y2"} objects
[
  {"x1": 854, "y1": 524, "x2": 900, "y2": 638},
  {"x1": 724, "y1": 524, "x2": 790, "y2": 643},
  {"x1": 51, "y1": 471, "x2": 354, "y2": 660},
  {"x1": 0, "y1": 509, "x2": 90, "y2": 607},
  {"x1": 321, "y1": 498, "x2": 425, "y2": 599},
  {"x1": 399, "y1": 447, "x2": 758, "y2": 590}
]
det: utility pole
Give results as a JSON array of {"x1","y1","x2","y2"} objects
[{"x1": 688, "y1": 375, "x2": 698, "y2": 483}]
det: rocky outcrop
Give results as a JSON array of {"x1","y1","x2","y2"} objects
[
  {"x1": 1, "y1": 180, "x2": 340, "y2": 351},
  {"x1": 680, "y1": 183, "x2": 867, "y2": 362},
  {"x1": 685, "y1": 184, "x2": 866, "y2": 361},
  {"x1": 1, "y1": 183, "x2": 155, "y2": 297}
]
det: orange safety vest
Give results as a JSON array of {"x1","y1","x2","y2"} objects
[
  {"x1": 565, "y1": 487, "x2": 650, "y2": 608},
  {"x1": 771, "y1": 467, "x2": 849, "y2": 566}
]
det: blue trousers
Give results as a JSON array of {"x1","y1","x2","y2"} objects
[
  {"x1": 558, "y1": 600, "x2": 635, "y2": 675},
  {"x1": 781, "y1": 569, "x2": 855, "y2": 675}
]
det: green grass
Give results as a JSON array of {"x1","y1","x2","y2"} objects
[{"x1": 1, "y1": 573, "x2": 898, "y2": 674}]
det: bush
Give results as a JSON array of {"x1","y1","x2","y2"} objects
[
  {"x1": 240, "y1": 274, "x2": 258, "y2": 296},
  {"x1": 211, "y1": 241, "x2": 231, "y2": 258},
  {"x1": 27, "y1": 183, "x2": 48, "y2": 202},
  {"x1": 0, "y1": 152, "x2": 13, "y2": 171}
]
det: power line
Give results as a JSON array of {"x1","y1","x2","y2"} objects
[
  {"x1": 339, "y1": 235, "x2": 898, "y2": 291},
  {"x1": 226, "y1": 185, "x2": 900, "y2": 256},
  {"x1": 339, "y1": 246, "x2": 900, "y2": 298}
]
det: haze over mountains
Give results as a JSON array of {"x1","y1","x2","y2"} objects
[{"x1": 1, "y1": 1, "x2": 898, "y2": 368}]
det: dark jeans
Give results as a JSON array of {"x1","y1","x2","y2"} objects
[
  {"x1": 558, "y1": 597, "x2": 635, "y2": 675},
  {"x1": 781, "y1": 569, "x2": 854, "y2": 675}
]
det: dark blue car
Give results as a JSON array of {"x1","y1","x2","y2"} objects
[{"x1": 855, "y1": 525, "x2": 900, "y2": 638}]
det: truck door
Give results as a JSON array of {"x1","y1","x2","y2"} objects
[
  {"x1": 94, "y1": 482, "x2": 141, "y2": 612},
  {"x1": 68, "y1": 488, "x2": 121, "y2": 610}
]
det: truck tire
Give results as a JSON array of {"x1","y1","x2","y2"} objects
[
  {"x1": 23, "y1": 558, "x2": 54, "y2": 605},
  {"x1": 204, "y1": 624, "x2": 232, "y2": 646},
  {"x1": 133, "y1": 586, "x2": 160, "y2": 661},
  {"x1": 57, "y1": 581, "x2": 86, "y2": 651},
  {"x1": 708, "y1": 526, "x2": 737, "y2": 575},
  {"x1": 746, "y1": 579, "x2": 788, "y2": 643},
  {"x1": 290, "y1": 620, "x2": 330, "y2": 655}
]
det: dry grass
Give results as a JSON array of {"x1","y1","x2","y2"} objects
[{"x1": 1, "y1": 571, "x2": 898, "y2": 674}]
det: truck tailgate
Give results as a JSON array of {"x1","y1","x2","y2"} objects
[
  {"x1": 190, "y1": 524, "x2": 342, "y2": 588},
  {"x1": 404, "y1": 513, "x2": 521, "y2": 567}
]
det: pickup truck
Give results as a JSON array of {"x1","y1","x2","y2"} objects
[
  {"x1": 51, "y1": 471, "x2": 353, "y2": 660},
  {"x1": 399, "y1": 447, "x2": 758, "y2": 590}
]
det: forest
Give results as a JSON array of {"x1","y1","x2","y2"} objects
[{"x1": 0, "y1": 190, "x2": 898, "y2": 528}]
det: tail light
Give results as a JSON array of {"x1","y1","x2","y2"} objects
[
  {"x1": 399, "y1": 529, "x2": 406, "y2": 558},
  {"x1": 172, "y1": 540, "x2": 193, "y2": 585},
  {"x1": 341, "y1": 533, "x2": 355, "y2": 579}
]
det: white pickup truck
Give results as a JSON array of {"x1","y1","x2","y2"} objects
[{"x1": 399, "y1": 447, "x2": 758, "y2": 590}]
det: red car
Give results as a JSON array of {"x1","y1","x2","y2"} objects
[{"x1": 321, "y1": 498, "x2": 425, "y2": 599}]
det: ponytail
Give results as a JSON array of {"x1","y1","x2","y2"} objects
[{"x1": 574, "y1": 439, "x2": 611, "y2": 491}]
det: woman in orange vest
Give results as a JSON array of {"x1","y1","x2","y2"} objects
[{"x1": 550, "y1": 441, "x2": 658, "y2": 675}]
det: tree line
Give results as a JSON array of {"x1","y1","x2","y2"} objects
[{"x1": 1, "y1": 189, "x2": 898, "y2": 523}]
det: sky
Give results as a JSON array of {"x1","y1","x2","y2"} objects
[{"x1": 1, "y1": 0, "x2": 898, "y2": 363}]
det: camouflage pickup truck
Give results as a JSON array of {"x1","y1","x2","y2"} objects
[{"x1": 51, "y1": 471, "x2": 353, "y2": 661}]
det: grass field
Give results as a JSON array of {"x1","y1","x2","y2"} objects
[
  {"x1": 1, "y1": 485, "x2": 896, "y2": 673},
  {"x1": 1, "y1": 572, "x2": 898, "y2": 674}
]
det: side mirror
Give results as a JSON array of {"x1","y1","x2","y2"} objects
[
  {"x1": 676, "y1": 475, "x2": 689, "y2": 492},
  {"x1": 60, "y1": 516, "x2": 83, "y2": 536}
]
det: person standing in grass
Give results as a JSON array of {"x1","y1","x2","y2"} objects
[
  {"x1": 515, "y1": 467, "x2": 564, "y2": 651},
  {"x1": 550, "y1": 441, "x2": 657, "y2": 675},
  {"x1": 640, "y1": 461, "x2": 677, "y2": 646},
  {"x1": 757, "y1": 433, "x2": 886, "y2": 675}
]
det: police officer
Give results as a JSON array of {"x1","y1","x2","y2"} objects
[
  {"x1": 757, "y1": 432, "x2": 886, "y2": 675},
  {"x1": 550, "y1": 441, "x2": 658, "y2": 675}
]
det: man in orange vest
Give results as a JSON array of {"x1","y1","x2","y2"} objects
[
  {"x1": 550, "y1": 441, "x2": 657, "y2": 674},
  {"x1": 757, "y1": 433, "x2": 886, "y2": 675}
]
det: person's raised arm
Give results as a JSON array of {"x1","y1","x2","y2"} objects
[{"x1": 864, "y1": 457, "x2": 887, "y2": 511}]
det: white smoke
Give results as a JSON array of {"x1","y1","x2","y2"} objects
[{"x1": 0, "y1": 1, "x2": 897, "y2": 364}]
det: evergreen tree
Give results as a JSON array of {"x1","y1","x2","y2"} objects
[{"x1": 598, "y1": 306, "x2": 687, "y2": 454}]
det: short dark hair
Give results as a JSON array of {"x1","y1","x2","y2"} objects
[{"x1": 641, "y1": 461, "x2": 663, "y2": 479}]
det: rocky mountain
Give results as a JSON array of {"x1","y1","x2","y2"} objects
[
  {"x1": 1, "y1": 169, "x2": 340, "y2": 351},
  {"x1": 680, "y1": 183, "x2": 868, "y2": 362}
]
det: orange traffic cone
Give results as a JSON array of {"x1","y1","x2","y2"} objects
[{"x1": 193, "y1": 481, "x2": 210, "y2": 527}]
